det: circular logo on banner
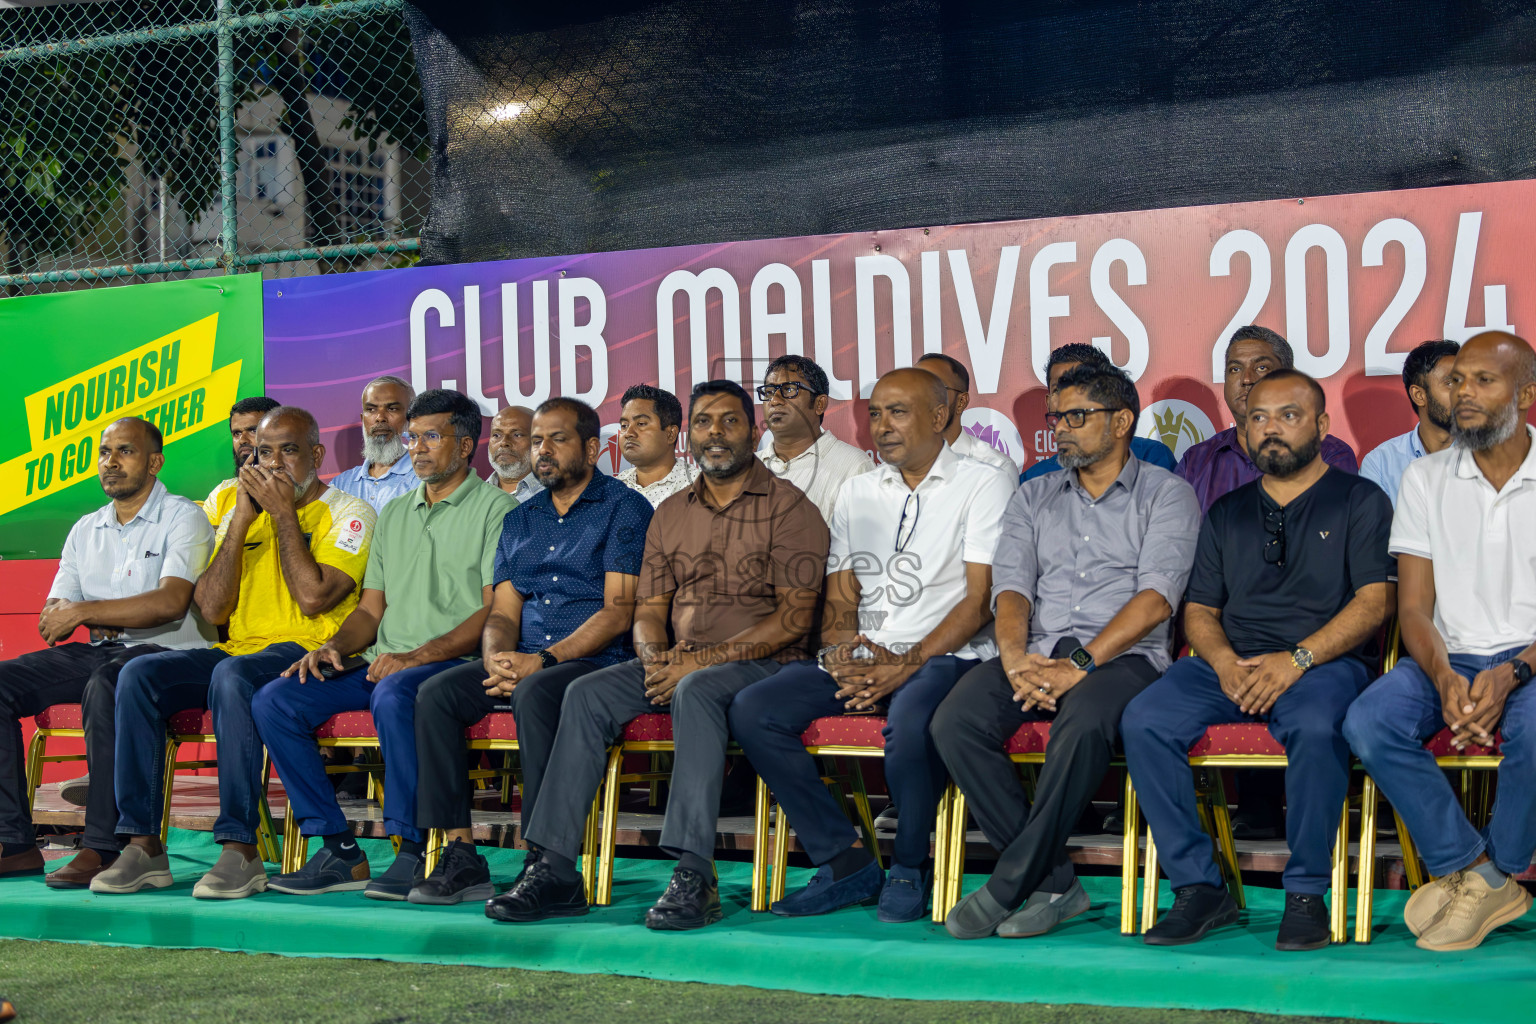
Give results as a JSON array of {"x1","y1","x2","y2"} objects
[
  {"x1": 597, "y1": 423, "x2": 633, "y2": 476},
  {"x1": 959, "y1": 407, "x2": 1025, "y2": 471},
  {"x1": 1136, "y1": 400, "x2": 1215, "y2": 462}
]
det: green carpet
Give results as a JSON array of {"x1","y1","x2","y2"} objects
[{"x1": 2, "y1": 829, "x2": 1531, "y2": 1024}]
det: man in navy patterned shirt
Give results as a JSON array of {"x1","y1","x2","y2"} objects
[{"x1": 410, "y1": 397, "x2": 652, "y2": 904}]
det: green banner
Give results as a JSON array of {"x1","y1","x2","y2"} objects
[{"x1": 0, "y1": 275, "x2": 264, "y2": 559}]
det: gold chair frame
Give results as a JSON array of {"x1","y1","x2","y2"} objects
[{"x1": 280, "y1": 732, "x2": 388, "y2": 873}]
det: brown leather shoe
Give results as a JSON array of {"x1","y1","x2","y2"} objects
[
  {"x1": 46, "y1": 846, "x2": 116, "y2": 889},
  {"x1": 0, "y1": 845, "x2": 43, "y2": 878}
]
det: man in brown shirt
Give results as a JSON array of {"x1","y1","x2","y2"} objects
[{"x1": 489, "y1": 380, "x2": 828, "y2": 931}]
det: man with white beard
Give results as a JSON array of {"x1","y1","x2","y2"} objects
[
  {"x1": 332, "y1": 376, "x2": 418, "y2": 514},
  {"x1": 488, "y1": 406, "x2": 545, "y2": 504}
]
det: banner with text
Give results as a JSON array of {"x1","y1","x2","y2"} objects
[
  {"x1": 0, "y1": 276, "x2": 264, "y2": 559},
  {"x1": 265, "y1": 181, "x2": 1532, "y2": 480}
]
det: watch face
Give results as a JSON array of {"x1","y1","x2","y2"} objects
[{"x1": 1070, "y1": 648, "x2": 1093, "y2": 670}]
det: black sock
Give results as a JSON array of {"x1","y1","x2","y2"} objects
[
  {"x1": 0, "y1": 841, "x2": 34, "y2": 858},
  {"x1": 541, "y1": 849, "x2": 579, "y2": 884},
  {"x1": 322, "y1": 832, "x2": 363, "y2": 863},
  {"x1": 396, "y1": 837, "x2": 424, "y2": 857},
  {"x1": 828, "y1": 845, "x2": 874, "y2": 881},
  {"x1": 1038, "y1": 859, "x2": 1077, "y2": 895},
  {"x1": 677, "y1": 851, "x2": 712, "y2": 876}
]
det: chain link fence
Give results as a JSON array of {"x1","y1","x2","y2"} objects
[{"x1": 0, "y1": 0, "x2": 427, "y2": 295}]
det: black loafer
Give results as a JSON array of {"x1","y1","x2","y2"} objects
[
  {"x1": 1143, "y1": 884, "x2": 1240, "y2": 946},
  {"x1": 484, "y1": 860, "x2": 588, "y2": 922},
  {"x1": 644, "y1": 866, "x2": 722, "y2": 931},
  {"x1": 1275, "y1": 891, "x2": 1331, "y2": 951}
]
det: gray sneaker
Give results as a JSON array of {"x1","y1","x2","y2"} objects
[
  {"x1": 89, "y1": 844, "x2": 172, "y2": 894},
  {"x1": 58, "y1": 776, "x2": 90, "y2": 808},
  {"x1": 996, "y1": 877, "x2": 1092, "y2": 938},
  {"x1": 192, "y1": 847, "x2": 268, "y2": 900}
]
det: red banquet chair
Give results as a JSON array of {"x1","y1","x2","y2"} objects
[{"x1": 750, "y1": 715, "x2": 956, "y2": 923}]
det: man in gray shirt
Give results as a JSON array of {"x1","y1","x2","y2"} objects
[
  {"x1": 934, "y1": 364, "x2": 1200, "y2": 940},
  {"x1": 0, "y1": 417, "x2": 214, "y2": 888}
]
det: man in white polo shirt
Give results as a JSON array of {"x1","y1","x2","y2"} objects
[
  {"x1": 756, "y1": 354, "x2": 873, "y2": 521},
  {"x1": 731, "y1": 366, "x2": 1014, "y2": 923},
  {"x1": 1344, "y1": 330, "x2": 1536, "y2": 952},
  {"x1": 0, "y1": 417, "x2": 214, "y2": 888}
]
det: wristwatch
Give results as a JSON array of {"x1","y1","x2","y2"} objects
[
  {"x1": 1289, "y1": 646, "x2": 1314, "y2": 672},
  {"x1": 1067, "y1": 646, "x2": 1096, "y2": 674},
  {"x1": 536, "y1": 649, "x2": 559, "y2": 670},
  {"x1": 1512, "y1": 657, "x2": 1533, "y2": 686},
  {"x1": 816, "y1": 644, "x2": 839, "y2": 671}
]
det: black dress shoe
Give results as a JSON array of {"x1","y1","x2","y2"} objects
[
  {"x1": 1275, "y1": 892, "x2": 1331, "y2": 951},
  {"x1": 484, "y1": 861, "x2": 589, "y2": 922},
  {"x1": 1143, "y1": 884, "x2": 1240, "y2": 946},
  {"x1": 644, "y1": 867, "x2": 723, "y2": 931}
]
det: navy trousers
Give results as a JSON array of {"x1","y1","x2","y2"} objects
[
  {"x1": 1120, "y1": 655, "x2": 1370, "y2": 895},
  {"x1": 730, "y1": 656, "x2": 967, "y2": 869}
]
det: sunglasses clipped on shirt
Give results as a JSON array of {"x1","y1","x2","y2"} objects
[{"x1": 1262, "y1": 505, "x2": 1287, "y2": 567}]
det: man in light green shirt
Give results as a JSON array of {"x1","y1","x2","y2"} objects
[{"x1": 253, "y1": 390, "x2": 516, "y2": 899}]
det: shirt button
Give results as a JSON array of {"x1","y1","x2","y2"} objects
[
  {"x1": 1079, "y1": 572, "x2": 1085, "y2": 578},
  {"x1": 544, "y1": 599, "x2": 550, "y2": 605},
  {"x1": 1083, "y1": 536, "x2": 1090, "y2": 541},
  {"x1": 545, "y1": 635, "x2": 552, "y2": 641},
  {"x1": 558, "y1": 518, "x2": 564, "y2": 523},
  {"x1": 552, "y1": 575, "x2": 559, "y2": 581},
  {"x1": 549, "y1": 545, "x2": 555, "y2": 551},
  {"x1": 1073, "y1": 605, "x2": 1081, "y2": 611}
]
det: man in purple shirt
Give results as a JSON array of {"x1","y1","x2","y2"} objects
[{"x1": 1177, "y1": 326, "x2": 1358, "y2": 516}]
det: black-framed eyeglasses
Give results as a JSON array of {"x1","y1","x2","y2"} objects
[
  {"x1": 895, "y1": 492, "x2": 921, "y2": 553},
  {"x1": 1262, "y1": 505, "x2": 1287, "y2": 567},
  {"x1": 1043, "y1": 407, "x2": 1117, "y2": 430},
  {"x1": 756, "y1": 382, "x2": 823, "y2": 402}
]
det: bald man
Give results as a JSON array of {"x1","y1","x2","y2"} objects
[
  {"x1": 0, "y1": 418, "x2": 214, "y2": 889},
  {"x1": 732, "y1": 368, "x2": 1015, "y2": 923},
  {"x1": 98, "y1": 406, "x2": 376, "y2": 899},
  {"x1": 332, "y1": 376, "x2": 418, "y2": 513},
  {"x1": 488, "y1": 405, "x2": 545, "y2": 504},
  {"x1": 1345, "y1": 332, "x2": 1536, "y2": 951}
]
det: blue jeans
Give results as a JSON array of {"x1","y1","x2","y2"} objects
[
  {"x1": 1343, "y1": 647, "x2": 1536, "y2": 877},
  {"x1": 730, "y1": 656, "x2": 966, "y2": 869},
  {"x1": 114, "y1": 643, "x2": 305, "y2": 844},
  {"x1": 1121, "y1": 655, "x2": 1371, "y2": 895},
  {"x1": 251, "y1": 659, "x2": 459, "y2": 843}
]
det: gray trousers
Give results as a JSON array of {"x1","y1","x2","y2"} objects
[{"x1": 523, "y1": 656, "x2": 782, "y2": 863}]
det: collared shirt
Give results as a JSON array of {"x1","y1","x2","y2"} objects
[
  {"x1": 494, "y1": 472, "x2": 652, "y2": 666},
  {"x1": 203, "y1": 477, "x2": 238, "y2": 526},
  {"x1": 49, "y1": 479, "x2": 218, "y2": 650},
  {"x1": 1021, "y1": 436, "x2": 1177, "y2": 483},
  {"x1": 1176, "y1": 426, "x2": 1358, "y2": 514},
  {"x1": 331, "y1": 453, "x2": 418, "y2": 514},
  {"x1": 1360, "y1": 425, "x2": 1430, "y2": 509},
  {"x1": 994, "y1": 456, "x2": 1200, "y2": 673},
  {"x1": 618, "y1": 458, "x2": 698, "y2": 509},
  {"x1": 758, "y1": 429, "x2": 874, "y2": 522},
  {"x1": 639, "y1": 460, "x2": 829, "y2": 663},
  {"x1": 214, "y1": 487, "x2": 377, "y2": 656},
  {"x1": 829, "y1": 444, "x2": 1015, "y2": 660},
  {"x1": 951, "y1": 430, "x2": 1018, "y2": 477},
  {"x1": 487, "y1": 471, "x2": 545, "y2": 505},
  {"x1": 362, "y1": 473, "x2": 517, "y2": 661},
  {"x1": 1391, "y1": 426, "x2": 1536, "y2": 656}
]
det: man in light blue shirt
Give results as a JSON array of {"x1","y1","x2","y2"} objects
[
  {"x1": 1359, "y1": 339, "x2": 1460, "y2": 507},
  {"x1": 1021, "y1": 344, "x2": 1176, "y2": 482},
  {"x1": 331, "y1": 375, "x2": 417, "y2": 513},
  {"x1": 487, "y1": 405, "x2": 545, "y2": 504}
]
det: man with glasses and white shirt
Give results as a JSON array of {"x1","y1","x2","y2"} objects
[
  {"x1": 732, "y1": 367, "x2": 1014, "y2": 923},
  {"x1": 756, "y1": 355, "x2": 873, "y2": 522}
]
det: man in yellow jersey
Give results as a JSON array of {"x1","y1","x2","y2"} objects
[
  {"x1": 202, "y1": 396, "x2": 281, "y2": 525},
  {"x1": 94, "y1": 406, "x2": 375, "y2": 899}
]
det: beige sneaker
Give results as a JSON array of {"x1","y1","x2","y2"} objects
[
  {"x1": 1416, "y1": 870, "x2": 1532, "y2": 951},
  {"x1": 89, "y1": 844, "x2": 172, "y2": 894},
  {"x1": 1404, "y1": 871, "x2": 1462, "y2": 937},
  {"x1": 192, "y1": 847, "x2": 268, "y2": 900}
]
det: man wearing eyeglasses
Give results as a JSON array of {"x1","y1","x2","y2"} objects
[
  {"x1": 255, "y1": 389, "x2": 516, "y2": 898},
  {"x1": 731, "y1": 367, "x2": 1014, "y2": 923},
  {"x1": 936, "y1": 365, "x2": 1199, "y2": 940},
  {"x1": 756, "y1": 354, "x2": 873, "y2": 522},
  {"x1": 1121, "y1": 370, "x2": 1393, "y2": 952}
]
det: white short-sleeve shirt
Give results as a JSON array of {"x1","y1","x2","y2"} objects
[
  {"x1": 1390, "y1": 425, "x2": 1536, "y2": 656},
  {"x1": 759, "y1": 429, "x2": 874, "y2": 523},
  {"x1": 828, "y1": 442, "x2": 1015, "y2": 660}
]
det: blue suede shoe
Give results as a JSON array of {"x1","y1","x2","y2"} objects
[
  {"x1": 770, "y1": 861, "x2": 883, "y2": 917},
  {"x1": 877, "y1": 862, "x2": 931, "y2": 923}
]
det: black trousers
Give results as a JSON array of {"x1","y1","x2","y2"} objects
[
  {"x1": 0, "y1": 642, "x2": 167, "y2": 852},
  {"x1": 415, "y1": 658, "x2": 599, "y2": 832},
  {"x1": 930, "y1": 653, "x2": 1157, "y2": 908}
]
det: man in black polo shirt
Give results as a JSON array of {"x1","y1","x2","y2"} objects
[{"x1": 1121, "y1": 370, "x2": 1394, "y2": 951}]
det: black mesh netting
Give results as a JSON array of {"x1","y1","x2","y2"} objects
[{"x1": 404, "y1": 0, "x2": 1536, "y2": 265}]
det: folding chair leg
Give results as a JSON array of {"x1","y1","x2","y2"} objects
[
  {"x1": 581, "y1": 784, "x2": 601, "y2": 905},
  {"x1": 595, "y1": 745, "x2": 624, "y2": 906},
  {"x1": 159, "y1": 738, "x2": 179, "y2": 847},
  {"x1": 848, "y1": 760, "x2": 881, "y2": 869},
  {"x1": 24, "y1": 732, "x2": 46, "y2": 812},
  {"x1": 930, "y1": 786, "x2": 952, "y2": 924},
  {"x1": 282, "y1": 800, "x2": 306, "y2": 874},
  {"x1": 948, "y1": 784, "x2": 968, "y2": 912},
  {"x1": 1140, "y1": 833, "x2": 1161, "y2": 933},
  {"x1": 256, "y1": 756, "x2": 280, "y2": 865},
  {"x1": 1207, "y1": 772, "x2": 1245, "y2": 910},
  {"x1": 1355, "y1": 775, "x2": 1378, "y2": 944},
  {"x1": 1330, "y1": 799, "x2": 1349, "y2": 943},
  {"x1": 771, "y1": 803, "x2": 791, "y2": 905},
  {"x1": 1120, "y1": 775, "x2": 1141, "y2": 935},
  {"x1": 424, "y1": 828, "x2": 446, "y2": 876},
  {"x1": 1395, "y1": 808, "x2": 1426, "y2": 890},
  {"x1": 751, "y1": 777, "x2": 771, "y2": 912}
]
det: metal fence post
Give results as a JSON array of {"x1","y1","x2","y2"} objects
[{"x1": 216, "y1": 0, "x2": 239, "y2": 276}]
